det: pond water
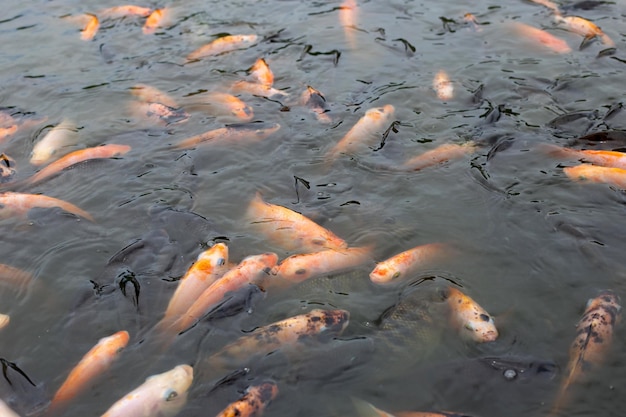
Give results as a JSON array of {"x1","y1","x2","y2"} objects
[{"x1": 1, "y1": 0, "x2": 626, "y2": 416}]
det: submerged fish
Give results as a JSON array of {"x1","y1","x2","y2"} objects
[
  {"x1": 187, "y1": 34, "x2": 259, "y2": 61},
  {"x1": 174, "y1": 123, "x2": 279, "y2": 149},
  {"x1": 246, "y1": 192, "x2": 348, "y2": 253},
  {"x1": 249, "y1": 58, "x2": 274, "y2": 87},
  {"x1": 216, "y1": 382, "x2": 278, "y2": 417},
  {"x1": 143, "y1": 8, "x2": 169, "y2": 35},
  {"x1": 510, "y1": 22, "x2": 572, "y2": 53},
  {"x1": 101, "y1": 364, "x2": 193, "y2": 417},
  {"x1": 98, "y1": 5, "x2": 153, "y2": 18},
  {"x1": 540, "y1": 144, "x2": 626, "y2": 169},
  {"x1": 0, "y1": 263, "x2": 33, "y2": 290},
  {"x1": 48, "y1": 331, "x2": 130, "y2": 415},
  {"x1": 352, "y1": 398, "x2": 476, "y2": 417},
  {"x1": 0, "y1": 192, "x2": 94, "y2": 221},
  {"x1": 130, "y1": 84, "x2": 179, "y2": 109},
  {"x1": 129, "y1": 101, "x2": 190, "y2": 126},
  {"x1": 0, "y1": 399, "x2": 20, "y2": 417},
  {"x1": 299, "y1": 85, "x2": 331, "y2": 123},
  {"x1": 339, "y1": 0, "x2": 358, "y2": 48},
  {"x1": 433, "y1": 70, "x2": 453, "y2": 101},
  {"x1": 445, "y1": 286, "x2": 498, "y2": 343},
  {"x1": 369, "y1": 243, "x2": 446, "y2": 284},
  {"x1": 230, "y1": 81, "x2": 289, "y2": 99},
  {"x1": 563, "y1": 163, "x2": 626, "y2": 189},
  {"x1": 401, "y1": 142, "x2": 476, "y2": 171},
  {"x1": 182, "y1": 92, "x2": 254, "y2": 121},
  {"x1": 30, "y1": 120, "x2": 79, "y2": 166},
  {"x1": 326, "y1": 105, "x2": 395, "y2": 159},
  {"x1": 550, "y1": 290, "x2": 621, "y2": 415},
  {"x1": 81, "y1": 14, "x2": 99, "y2": 41}
]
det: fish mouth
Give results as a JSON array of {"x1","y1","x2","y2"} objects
[{"x1": 480, "y1": 330, "x2": 499, "y2": 343}]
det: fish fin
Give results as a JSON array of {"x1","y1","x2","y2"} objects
[{"x1": 579, "y1": 35, "x2": 597, "y2": 50}]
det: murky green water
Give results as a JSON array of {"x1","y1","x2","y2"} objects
[{"x1": 1, "y1": 0, "x2": 626, "y2": 416}]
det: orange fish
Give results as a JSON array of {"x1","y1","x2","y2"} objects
[
  {"x1": 554, "y1": 14, "x2": 614, "y2": 47},
  {"x1": 174, "y1": 122, "x2": 280, "y2": 149},
  {"x1": 187, "y1": 34, "x2": 259, "y2": 61},
  {"x1": 550, "y1": 291, "x2": 621, "y2": 415},
  {"x1": 0, "y1": 192, "x2": 94, "y2": 221},
  {"x1": 326, "y1": 104, "x2": 395, "y2": 159},
  {"x1": 0, "y1": 263, "x2": 33, "y2": 291},
  {"x1": 246, "y1": 192, "x2": 347, "y2": 253},
  {"x1": 339, "y1": 0, "x2": 358, "y2": 48},
  {"x1": 369, "y1": 243, "x2": 446, "y2": 284},
  {"x1": 528, "y1": 0, "x2": 561, "y2": 12},
  {"x1": 511, "y1": 22, "x2": 572, "y2": 54},
  {"x1": 216, "y1": 382, "x2": 278, "y2": 417},
  {"x1": 80, "y1": 13, "x2": 99, "y2": 41},
  {"x1": 182, "y1": 91, "x2": 254, "y2": 121},
  {"x1": 129, "y1": 101, "x2": 190, "y2": 126},
  {"x1": 22, "y1": 144, "x2": 131, "y2": 187},
  {"x1": 230, "y1": 80, "x2": 289, "y2": 99},
  {"x1": 299, "y1": 85, "x2": 332, "y2": 123},
  {"x1": 541, "y1": 144, "x2": 626, "y2": 169},
  {"x1": 401, "y1": 142, "x2": 476, "y2": 171},
  {"x1": 47, "y1": 331, "x2": 130, "y2": 415},
  {"x1": 445, "y1": 287, "x2": 498, "y2": 343},
  {"x1": 272, "y1": 246, "x2": 372, "y2": 283},
  {"x1": 171, "y1": 252, "x2": 278, "y2": 334},
  {"x1": 249, "y1": 58, "x2": 274, "y2": 87},
  {"x1": 142, "y1": 8, "x2": 168, "y2": 35},
  {"x1": 433, "y1": 70, "x2": 453, "y2": 101},
  {"x1": 0, "y1": 125, "x2": 17, "y2": 143},
  {"x1": 161, "y1": 243, "x2": 230, "y2": 325},
  {"x1": 564, "y1": 163, "x2": 626, "y2": 189},
  {"x1": 129, "y1": 84, "x2": 179, "y2": 108},
  {"x1": 0, "y1": 153, "x2": 16, "y2": 183},
  {"x1": 98, "y1": 5, "x2": 153, "y2": 19}
]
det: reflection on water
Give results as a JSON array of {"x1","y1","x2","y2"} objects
[{"x1": 1, "y1": 0, "x2": 626, "y2": 416}]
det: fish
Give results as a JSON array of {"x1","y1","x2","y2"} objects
[
  {"x1": 216, "y1": 382, "x2": 278, "y2": 417},
  {"x1": 0, "y1": 124, "x2": 17, "y2": 143},
  {"x1": 23, "y1": 144, "x2": 131, "y2": 187},
  {"x1": 563, "y1": 163, "x2": 626, "y2": 189},
  {"x1": 249, "y1": 58, "x2": 274, "y2": 87},
  {"x1": 246, "y1": 192, "x2": 348, "y2": 253},
  {"x1": 143, "y1": 8, "x2": 168, "y2": 35},
  {"x1": 528, "y1": 0, "x2": 561, "y2": 12},
  {"x1": 540, "y1": 144, "x2": 626, "y2": 169},
  {"x1": 0, "y1": 399, "x2": 20, "y2": 417},
  {"x1": 445, "y1": 286, "x2": 498, "y2": 343},
  {"x1": 0, "y1": 192, "x2": 94, "y2": 221},
  {"x1": 47, "y1": 331, "x2": 130, "y2": 415},
  {"x1": 352, "y1": 398, "x2": 476, "y2": 417},
  {"x1": 182, "y1": 92, "x2": 254, "y2": 121},
  {"x1": 369, "y1": 243, "x2": 446, "y2": 284},
  {"x1": 326, "y1": 105, "x2": 395, "y2": 159},
  {"x1": 204, "y1": 309, "x2": 350, "y2": 370},
  {"x1": 0, "y1": 263, "x2": 33, "y2": 290},
  {"x1": 98, "y1": 5, "x2": 153, "y2": 19},
  {"x1": 0, "y1": 314, "x2": 9, "y2": 330},
  {"x1": 101, "y1": 364, "x2": 193, "y2": 417},
  {"x1": 510, "y1": 22, "x2": 572, "y2": 54},
  {"x1": 81, "y1": 14, "x2": 99, "y2": 41},
  {"x1": 339, "y1": 0, "x2": 358, "y2": 48},
  {"x1": 299, "y1": 85, "x2": 332, "y2": 123},
  {"x1": 129, "y1": 101, "x2": 190, "y2": 126},
  {"x1": 130, "y1": 84, "x2": 179, "y2": 109},
  {"x1": 554, "y1": 14, "x2": 614, "y2": 47},
  {"x1": 401, "y1": 142, "x2": 477, "y2": 171},
  {"x1": 550, "y1": 291, "x2": 621, "y2": 415},
  {"x1": 0, "y1": 153, "x2": 16, "y2": 183},
  {"x1": 173, "y1": 123, "x2": 280, "y2": 149},
  {"x1": 187, "y1": 34, "x2": 259, "y2": 61},
  {"x1": 30, "y1": 120, "x2": 79, "y2": 166},
  {"x1": 433, "y1": 70, "x2": 453, "y2": 101},
  {"x1": 229, "y1": 81, "x2": 289, "y2": 99},
  {"x1": 170, "y1": 253, "x2": 278, "y2": 334},
  {"x1": 272, "y1": 246, "x2": 372, "y2": 283},
  {"x1": 161, "y1": 243, "x2": 230, "y2": 325}
]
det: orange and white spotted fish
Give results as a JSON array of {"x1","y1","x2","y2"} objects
[
  {"x1": 0, "y1": 192, "x2": 94, "y2": 221},
  {"x1": 216, "y1": 382, "x2": 278, "y2": 417},
  {"x1": 187, "y1": 34, "x2": 259, "y2": 61},
  {"x1": 445, "y1": 286, "x2": 498, "y2": 343},
  {"x1": 369, "y1": 243, "x2": 446, "y2": 284},
  {"x1": 174, "y1": 123, "x2": 280, "y2": 149}
]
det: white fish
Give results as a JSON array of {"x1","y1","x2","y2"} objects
[{"x1": 30, "y1": 120, "x2": 79, "y2": 166}]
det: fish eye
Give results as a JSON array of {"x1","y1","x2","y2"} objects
[
  {"x1": 163, "y1": 389, "x2": 178, "y2": 402},
  {"x1": 216, "y1": 258, "x2": 226, "y2": 266},
  {"x1": 479, "y1": 314, "x2": 490, "y2": 322},
  {"x1": 392, "y1": 271, "x2": 401, "y2": 279},
  {"x1": 295, "y1": 268, "x2": 307, "y2": 275}
]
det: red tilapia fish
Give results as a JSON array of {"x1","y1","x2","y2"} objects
[
  {"x1": 174, "y1": 122, "x2": 280, "y2": 149},
  {"x1": 187, "y1": 34, "x2": 259, "y2": 61},
  {"x1": 272, "y1": 246, "x2": 372, "y2": 283},
  {"x1": 181, "y1": 92, "x2": 254, "y2": 121},
  {"x1": 81, "y1": 14, "x2": 99, "y2": 41},
  {"x1": 541, "y1": 144, "x2": 626, "y2": 169},
  {"x1": 326, "y1": 104, "x2": 395, "y2": 159},
  {"x1": 47, "y1": 331, "x2": 130, "y2": 415},
  {"x1": 246, "y1": 192, "x2": 348, "y2": 253},
  {"x1": 550, "y1": 291, "x2": 621, "y2": 415},
  {"x1": 299, "y1": 85, "x2": 332, "y2": 123},
  {"x1": 0, "y1": 263, "x2": 33, "y2": 290},
  {"x1": 129, "y1": 101, "x2": 190, "y2": 126},
  {"x1": 401, "y1": 142, "x2": 476, "y2": 171},
  {"x1": 98, "y1": 5, "x2": 152, "y2": 19},
  {"x1": 161, "y1": 243, "x2": 230, "y2": 325},
  {"x1": 205, "y1": 309, "x2": 350, "y2": 369},
  {"x1": 554, "y1": 14, "x2": 614, "y2": 47},
  {"x1": 23, "y1": 144, "x2": 131, "y2": 187},
  {"x1": 0, "y1": 192, "x2": 94, "y2": 221},
  {"x1": 249, "y1": 58, "x2": 274, "y2": 87},
  {"x1": 170, "y1": 252, "x2": 278, "y2": 335},
  {"x1": 216, "y1": 382, "x2": 278, "y2": 417},
  {"x1": 369, "y1": 243, "x2": 446, "y2": 284},
  {"x1": 229, "y1": 81, "x2": 289, "y2": 99},
  {"x1": 433, "y1": 70, "x2": 453, "y2": 101},
  {"x1": 130, "y1": 84, "x2": 179, "y2": 108},
  {"x1": 101, "y1": 364, "x2": 193, "y2": 417},
  {"x1": 445, "y1": 287, "x2": 498, "y2": 343},
  {"x1": 510, "y1": 22, "x2": 572, "y2": 54},
  {"x1": 564, "y1": 163, "x2": 626, "y2": 189},
  {"x1": 142, "y1": 8, "x2": 169, "y2": 35},
  {"x1": 30, "y1": 119, "x2": 79, "y2": 166}
]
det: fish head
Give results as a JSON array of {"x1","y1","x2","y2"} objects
[
  {"x1": 447, "y1": 287, "x2": 498, "y2": 343},
  {"x1": 369, "y1": 263, "x2": 401, "y2": 284},
  {"x1": 460, "y1": 312, "x2": 499, "y2": 343},
  {"x1": 195, "y1": 243, "x2": 229, "y2": 272},
  {"x1": 365, "y1": 105, "x2": 395, "y2": 123},
  {"x1": 272, "y1": 255, "x2": 315, "y2": 282},
  {"x1": 586, "y1": 290, "x2": 621, "y2": 313},
  {"x1": 308, "y1": 309, "x2": 350, "y2": 340},
  {"x1": 145, "y1": 364, "x2": 193, "y2": 416}
]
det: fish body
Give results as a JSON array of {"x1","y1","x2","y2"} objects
[
  {"x1": 528, "y1": 0, "x2": 561, "y2": 12},
  {"x1": 246, "y1": 192, "x2": 347, "y2": 253},
  {"x1": 326, "y1": 105, "x2": 395, "y2": 159},
  {"x1": 143, "y1": 8, "x2": 168, "y2": 35},
  {"x1": 174, "y1": 123, "x2": 279, "y2": 149},
  {"x1": 0, "y1": 192, "x2": 94, "y2": 221},
  {"x1": 130, "y1": 84, "x2": 179, "y2": 108},
  {"x1": 99, "y1": 5, "x2": 153, "y2": 18},
  {"x1": 162, "y1": 243, "x2": 230, "y2": 324},
  {"x1": 216, "y1": 382, "x2": 278, "y2": 417},
  {"x1": 272, "y1": 246, "x2": 372, "y2": 283},
  {"x1": 433, "y1": 71, "x2": 453, "y2": 101},
  {"x1": 130, "y1": 102, "x2": 190, "y2": 126},
  {"x1": 370, "y1": 243, "x2": 446, "y2": 284},
  {"x1": 30, "y1": 120, "x2": 79, "y2": 166},
  {"x1": 554, "y1": 14, "x2": 614, "y2": 46},
  {"x1": 299, "y1": 86, "x2": 331, "y2": 123},
  {"x1": 187, "y1": 34, "x2": 259, "y2": 61},
  {"x1": 542, "y1": 145, "x2": 626, "y2": 169},
  {"x1": 48, "y1": 331, "x2": 130, "y2": 414},
  {"x1": 183, "y1": 92, "x2": 254, "y2": 121},
  {"x1": 0, "y1": 125, "x2": 18, "y2": 143},
  {"x1": 445, "y1": 287, "x2": 498, "y2": 343},
  {"x1": 0, "y1": 263, "x2": 32, "y2": 290},
  {"x1": 25, "y1": 144, "x2": 131, "y2": 187},
  {"x1": 81, "y1": 14, "x2": 99, "y2": 41},
  {"x1": 511, "y1": 22, "x2": 572, "y2": 53},
  {"x1": 230, "y1": 81, "x2": 289, "y2": 99},
  {"x1": 564, "y1": 163, "x2": 626, "y2": 189},
  {"x1": 0, "y1": 399, "x2": 20, "y2": 417},
  {"x1": 172, "y1": 253, "x2": 278, "y2": 334},
  {"x1": 249, "y1": 58, "x2": 274, "y2": 87},
  {"x1": 101, "y1": 364, "x2": 193, "y2": 417},
  {"x1": 401, "y1": 142, "x2": 476, "y2": 171}
]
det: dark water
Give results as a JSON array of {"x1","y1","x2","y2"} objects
[{"x1": 1, "y1": 0, "x2": 626, "y2": 416}]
